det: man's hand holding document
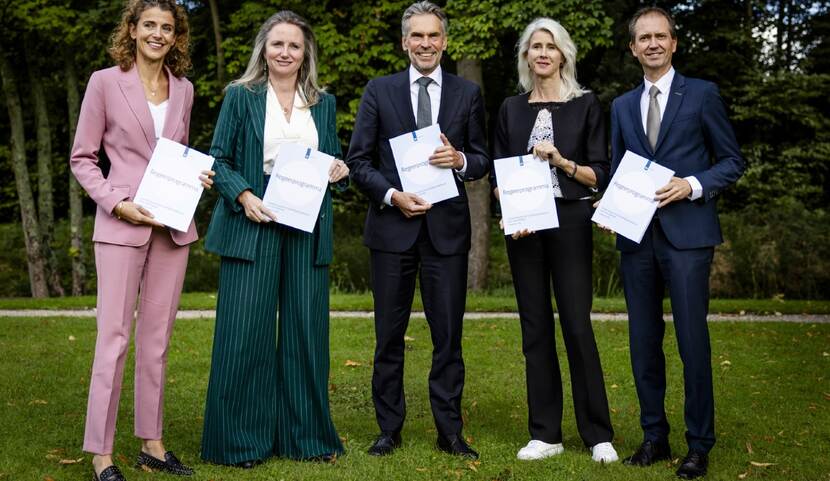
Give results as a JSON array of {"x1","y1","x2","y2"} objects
[
  {"x1": 591, "y1": 150, "x2": 674, "y2": 243},
  {"x1": 262, "y1": 143, "x2": 334, "y2": 233},
  {"x1": 494, "y1": 154, "x2": 559, "y2": 236},
  {"x1": 389, "y1": 124, "x2": 459, "y2": 204},
  {"x1": 133, "y1": 138, "x2": 214, "y2": 232}
]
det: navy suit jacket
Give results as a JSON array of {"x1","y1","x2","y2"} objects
[
  {"x1": 610, "y1": 72, "x2": 744, "y2": 252},
  {"x1": 346, "y1": 69, "x2": 489, "y2": 255}
]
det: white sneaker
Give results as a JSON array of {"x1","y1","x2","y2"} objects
[
  {"x1": 516, "y1": 440, "x2": 564, "y2": 460},
  {"x1": 591, "y1": 442, "x2": 619, "y2": 463}
]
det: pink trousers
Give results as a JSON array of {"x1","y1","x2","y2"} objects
[{"x1": 83, "y1": 228, "x2": 189, "y2": 455}]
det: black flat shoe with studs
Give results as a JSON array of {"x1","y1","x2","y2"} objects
[
  {"x1": 135, "y1": 451, "x2": 194, "y2": 476},
  {"x1": 93, "y1": 465, "x2": 126, "y2": 481}
]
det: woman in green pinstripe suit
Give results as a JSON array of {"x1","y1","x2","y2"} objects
[{"x1": 200, "y1": 10, "x2": 348, "y2": 467}]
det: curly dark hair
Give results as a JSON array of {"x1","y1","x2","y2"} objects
[{"x1": 108, "y1": 0, "x2": 191, "y2": 77}]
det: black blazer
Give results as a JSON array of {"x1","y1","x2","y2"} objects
[
  {"x1": 346, "y1": 69, "x2": 489, "y2": 255},
  {"x1": 491, "y1": 91, "x2": 610, "y2": 198}
]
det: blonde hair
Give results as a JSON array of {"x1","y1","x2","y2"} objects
[
  {"x1": 516, "y1": 17, "x2": 586, "y2": 101},
  {"x1": 228, "y1": 10, "x2": 321, "y2": 107}
]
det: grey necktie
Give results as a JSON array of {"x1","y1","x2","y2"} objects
[
  {"x1": 416, "y1": 77, "x2": 433, "y2": 129},
  {"x1": 646, "y1": 85, "x2": 661, "y2": 150}
]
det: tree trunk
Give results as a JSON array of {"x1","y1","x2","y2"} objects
[
  {"x1": 0, "y1": 47, "x2": 48, "y2": 297},
  {"x1": 65, "y1": 55, "x2": 86, "y2": 295},
  {"x1": 207, "y1": 0, "x2": 225, "y2": 85},
  {"x1": 29, "y1": 49, "x2": 65, "y2": 296},
  {"x1": 456, "y1": 58, "x2": 490, "y2": 291}
]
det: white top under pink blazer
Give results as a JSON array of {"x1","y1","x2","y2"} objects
[{"x1": 70, "y1": 64, "x2": 197, "y2": 246}]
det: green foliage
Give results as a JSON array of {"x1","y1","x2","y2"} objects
[{"x1": 713, "y1": 199, "x2": 830, "y2": 300}]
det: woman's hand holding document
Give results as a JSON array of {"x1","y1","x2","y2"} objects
[
  {"x1": 132, "y1": 138, "x2": 215, "y2": 232},
  {"x1": 591, "y1": 150, "x2": 674, "y2": 243},
  {"x1": 494, "y1": 154, "x2": 559, "y2": 236},
  {"x1": 261, "y1": 143, "x2": 334, "y2": 233},
  {"x1": 389, "y1": 124, "x2": 459, "y2": 204}
]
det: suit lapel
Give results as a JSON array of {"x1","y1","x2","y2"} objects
[
  {"x1": 390, "y1": 71, "x2": 416, "y2": 132},
  {"x1": 117, "y1": 65, "x2": 156, "y2": 153},
  {"x1": 249, "y1": 83, "x2": 267, "y2": 148},
  {"x1": 437, "y1": 72, "x2": 461, "y2": 130},
  {"x1": 654, "y1": 73, "x2": 686, "y2": 153},
  {"x1": 628, "y1": 83, "x2": 652, "y2": 155},
  {"x1": 310, "y1": 99, "x2": 326, "y2": 152},
  {"x1": 162, "y1": 66, "x2": 185, "y2": 141}
]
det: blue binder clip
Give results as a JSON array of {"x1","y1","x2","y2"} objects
[
  {"x1": 412, "y1": 131, "x2": 418, "y2": 142},
  {"x1": 519, "y1": 155, "x2": 524, "y2": 167},
  {"x1": 183, "y1": 145, "x2": 190, "y2": 157},
  {"x1": 644, "y1": 159, "x2": 652, "y2": 170},
  {"x1": 305, "y1": 148, "x2": 311, "y2": 159}
]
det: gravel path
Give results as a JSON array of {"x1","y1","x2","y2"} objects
[{"x1": 1, "y1": 309, "x2": 827, "y2": 323}]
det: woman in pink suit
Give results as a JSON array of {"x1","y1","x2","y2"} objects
[{"x1": 70, "y1": 1, "x2": 212, "y2": 480}]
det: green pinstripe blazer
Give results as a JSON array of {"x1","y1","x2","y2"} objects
[{"x1": 204, "y1": 84, "x2": 343, "y2": 265}]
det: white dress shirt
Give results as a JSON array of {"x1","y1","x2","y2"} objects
[
  {"x1": 147, "y1": 100, "x2": 168, "y2": 140},
  {"x1": 639, "y1": 67, "x2": 702, "y2": 200},
  {"x1": 263, "y1": 83, "x2": 318, "y2": 175},
  {"x1": 383, "y1": 65, "x2": 467, "y2": 206}
]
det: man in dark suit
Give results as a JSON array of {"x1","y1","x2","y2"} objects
[
  {"x1": 346, "y1": 0, "x2": 488, "y2": 460},
  {"x1": 610, "y1": 7, "x2": 744, "y2": 479}
]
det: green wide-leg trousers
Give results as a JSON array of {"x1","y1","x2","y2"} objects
[{"x1": 201, "y1": 224, "x2": 343, "y2": 464}]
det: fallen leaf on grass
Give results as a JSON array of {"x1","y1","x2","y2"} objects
[
  {"x1": 344, "y1": 360, "x2": 362, "y2": 367},
  {"x1": 30, "y1": 399, "x2": 48, "y2": 405},
  {"x1": 404, "y1": 335, "x2": 415, "y2": 341},
  {"x1": 43, "y1": 477, "x2": 56, "y2": 481},
  {"x1": 59, "y1": 457, "x2": 84, "y2": 465},
  {"x1": 721, "y1": 360, "x2": 732, "y2": 366},
  {"x1": 415, "y1": 467, "x2": 428, "y2": 472},
  {"x1": 750, "y1": 461, "x2": 776, "y2": 467},
  {"x1": 68, "y1": 335, "x2": 76, "y2": 341},
  {"x1": 610, "y1": 384, "x2": 619, "y2": 389},
  {"x1": 746, "y1": 441, "x2": 753, "y2": 454},
  {"x1": 467, "y1": 462, "x2": 478, "y2": 472},
  {"x1": 116, "y1": 454, "x2": 128, "y2": 463},
  {"x1": 738, "y1": 471, "x2": 749, "y2": 479},
  {"x1": 139, "y1": 464, "x2": 153, "y2": 472},
  {"x1": 45, "y1": 454, "x2": 60, "y2": 461},
  {"x1": 823, "y1": 392, "x2": 830, "y2": 401}
]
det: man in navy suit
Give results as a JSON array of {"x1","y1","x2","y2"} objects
[
  {"x1": 610, "y1": 7, "x2": 744, "y2": 479},
  {"x1": 346, "y1": 0, "x2": 488, "y2": 460}
]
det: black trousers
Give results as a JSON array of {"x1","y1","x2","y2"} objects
[
  {"x1": 620, "y1": 219, "x2": 715, "y2": 453},
  {"x1": 505, "y1": 199, "x2": 613, "y2": 446},
  {"x1": 370, "y1": 222, "x2": 468, "y2": 436}
]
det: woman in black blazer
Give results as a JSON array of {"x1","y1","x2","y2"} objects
[{"x1": 491, "y1": 17, "x2": 617, "y2": 463}]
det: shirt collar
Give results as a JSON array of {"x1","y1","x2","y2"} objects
[
  {"x1": 643, "y1": 66, "x2": 675, "y2": 95},
  {"x1": 409, "y1": 64, "x2": 442, "y2": 88}
]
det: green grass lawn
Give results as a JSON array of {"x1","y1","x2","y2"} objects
[
  {"x1": 1, "y1": 317, "x2": 828, "y2": 480},
  {"x1": 1, "y1": 291, "x2": 829, "y2": 314}
]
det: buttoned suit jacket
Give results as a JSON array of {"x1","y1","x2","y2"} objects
[
  {"x1": 70, "y1": 65, "x2": 196, "y2": 246},
  {"x1": 204, "y1": 84, "x2": 342, "y2": 265},
  {"x1": 346, "y1": 70, "x2": 489, "y2": 256},
  {"x1": 609, "y1": 72, "x2": 744, "y2": 252}
]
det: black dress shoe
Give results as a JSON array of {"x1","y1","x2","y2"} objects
[
  {"x1": 232, "y1": 460, "x2": 261, "y2": 469},
  {"x1": 676, "y1": 450, "x2": 708, "y2": 479},
  {"x1": 135, "y1": 451, "x2": 194, "y2": 476},
  {"x1": 93, "y1": 465, "x2": 126, "y2": 481},
  {"x1": 437, "y1": 434, "x2": 479, "y2": 460},
  {"x1": 368, "y1": 432, "x2": 401, "y2": 456},
  {"x1": 623, "y1": 440, "x2": 672, "y2": 466}
]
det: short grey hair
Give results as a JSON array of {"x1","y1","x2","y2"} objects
[
  {"x1": 516, "y1": 17, "x2": 586, "y2": 101},
  {"x1": 401, "y1": 1, "x2": 448, "y2": 37}
]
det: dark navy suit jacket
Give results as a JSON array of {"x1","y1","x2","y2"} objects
[
  {"x1": 346, "y1": 70, "x2": 489, "y2": 256},
  {"x1": 610, "y1": 72, "x2": 744, "y2": 252}
]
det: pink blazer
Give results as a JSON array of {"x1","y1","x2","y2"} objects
[{"x1": 70, "y1": 65, "x2": 197, "y2": 247}]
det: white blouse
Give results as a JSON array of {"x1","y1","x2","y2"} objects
[
  {"x1": 147, "y1": 100, "x2": 168, "y2": 140},
  {"x1": 263, "y1": 83, "x2": 318, "y2": 174}
]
